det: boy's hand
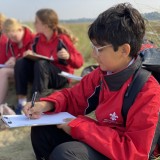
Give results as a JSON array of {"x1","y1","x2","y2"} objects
[
  {"x1": 23, "y1": 101, "x2": 54, "y2": 119},
  {"x1": 57, "y1": 118, "x2": 75, "y2": 135}
]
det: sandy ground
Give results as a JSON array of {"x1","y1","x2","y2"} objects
[{"x1": 0, "y1": 126, "x2": 35, "y2": 160}]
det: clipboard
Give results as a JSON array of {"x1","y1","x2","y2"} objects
[
  {"x1": 58, "y1": 71, "x2": 82, "y2": 81},
  {"x1": 1, "y1": 112, "x2": 75, "y2": 128},
  {"x1": 24, "y1": 53, "x2": 54, "y2": 61}
]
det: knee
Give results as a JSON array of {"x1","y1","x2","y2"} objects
[
  {"x1": 0, "y1": 68, "x2": 13, "y2": 78},
  {"x1": 15, "y1": 60, "x2": 22, "y2": 72},
  {"x1": 34, "y1": 60, "x2": 49, "y2": 74},
  {"x1": 15, "y1": 59, "x2": 27, "y2": 71},
  {"x1": 35, "y1": 60, "x2": 48, "y2": 68},
  {"x1": 0, "y1": 69, "x2": 7, "y2": 77},
  {"x1": 49, "y1": 142, "x2": 76, "y2": 160},
  {"x1": 49, "y1": 144, "x2": 67, "y2": 160},
  {"x1": 15, "y1": 59, "x2": 24, "y2": 67}
]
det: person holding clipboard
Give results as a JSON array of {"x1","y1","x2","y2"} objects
[
  {"x1": 14, "y1": 8, "x2": 83, "y2": 114},
  {"x1": 23, "y1": 3, "x2": 160, "y2": 160}
]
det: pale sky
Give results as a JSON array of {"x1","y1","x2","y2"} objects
[{"x1": 0, "y1": 0, "x2": 160, "y2": 21}]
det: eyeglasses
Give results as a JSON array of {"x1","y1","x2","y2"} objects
[{"x1": 90, "y1": 42, "x2": 112, "y2": 55}]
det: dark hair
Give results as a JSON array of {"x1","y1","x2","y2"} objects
[
  {"x1": 36, "y1": 8, "x2": 77, "y2": 44},
  {"x1": 88, "y1": 3, "x2": 145, "y2": 57}
]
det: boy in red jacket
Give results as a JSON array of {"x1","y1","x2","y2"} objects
[{"x1": 23, "y1": 3, "x2": 160, "y2": 160}]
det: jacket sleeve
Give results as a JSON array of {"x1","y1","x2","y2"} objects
[
  {"x1": 0, "y1": 53, "x2": 8, "y2": 64},
  {"x1": 40, "y1": 69, "x2": 100, "y2": 116},
  {"x1": 59, "y1": 35, "x2": 84, "y2": 69},
  {"x1": 0, "y1": 43, "x2": 8, "y2": 64},
  {"x1": 68, "y1": 77, "x2": 160, "y2": 160}
]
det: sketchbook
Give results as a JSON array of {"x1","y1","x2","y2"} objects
[
  {"x1": 1, "y1": 112, "x2": 75, "y2": 128},
  {"x1": 58, "y1": 71, "x2": 82, "y2": 81},
  {"x1": 24, "y1": 53, "x2": 54, "y2": 61}
]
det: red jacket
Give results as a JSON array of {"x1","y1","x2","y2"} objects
[
  {"x1": 32, "y1": 32, "x2": 83, "y2": 73},
  {"x1": 140, "y1": 41, "x2": 157, "y2": 52},
  {"x1": 41, "y1": 57, "x2": 160, "y2": 160},
  {"x1": 0, "y1": 33, "x2": 8, "y2": 64},
  {"x1": 0, "y1": 27, "x2": 34, "y2": 64}
]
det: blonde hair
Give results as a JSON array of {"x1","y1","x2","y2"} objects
[
  {"x1": 57, "y1": 25, "x2": 78, "y2": 44},
  {"x1": 3, "y1": 18, "x2": 23, "y2": 33},
  {"x1": 0, "y1": 13, "x2": 6, "y2": 31},
  {"x1": 0, "y1": 13, "x2": 6, "y2": 24},
  {"x1": 36, "y1": 8, "x2": 78, "y2": 44}
]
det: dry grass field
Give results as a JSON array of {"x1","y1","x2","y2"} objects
[
  {"x1": 0, "y1": 21, "x2": 160, "y2": 160},
  {"x1": 0, "y1": 126, "x2": 34, "y2": 160}
]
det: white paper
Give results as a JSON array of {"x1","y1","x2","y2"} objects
[
  {"x1": 58, "y1": 71, "x2": 82, "y2": 81},
  {"x1": 0, "y1": 64, "x2": 7, "y2": 68},
  {"x1": 1, "y1": 112, "x2": 75, "y2": 128}
]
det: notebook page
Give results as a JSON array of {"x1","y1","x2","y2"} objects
[{"x1": 58, "y1": 71, "x2": 82, "y2": 81}]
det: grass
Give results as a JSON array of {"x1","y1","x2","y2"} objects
[{"x1": 145, "y1": 20, "x2": 160, "y2": 47}]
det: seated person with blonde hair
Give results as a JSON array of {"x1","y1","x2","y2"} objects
[{"x1": 0, "y1": 18, "x2": 34, "y2": 109}]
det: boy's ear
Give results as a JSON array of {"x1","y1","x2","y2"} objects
[{"x1": 120, "y1": 44, "x2": 130, "y2": 57}]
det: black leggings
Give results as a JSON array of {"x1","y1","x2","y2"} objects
[
  {"x1": 14, "y1": 58, "x2": 68, "y2": 95},
  {"x1": 31, "y1": 125, "x2": 109, "y2": 160}
]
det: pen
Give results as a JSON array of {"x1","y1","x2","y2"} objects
[
  {"x1": 29, "y1": 91, "x2": 38, "y2": 119},
  {"x1": 31, "y1": 91, "x2": 38, "y2": 108}
]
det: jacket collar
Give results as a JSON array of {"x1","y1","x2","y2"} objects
[
  {"x1": 104, "y1": 56, "x2": 142, "y2": 91},
  {"x1": 36, "y1": 32, "x2": 57, "y2": 43}
]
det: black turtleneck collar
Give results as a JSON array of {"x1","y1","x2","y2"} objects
[{"x1": 104, "y1": 56, "x2": 142, "y2": 91}]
